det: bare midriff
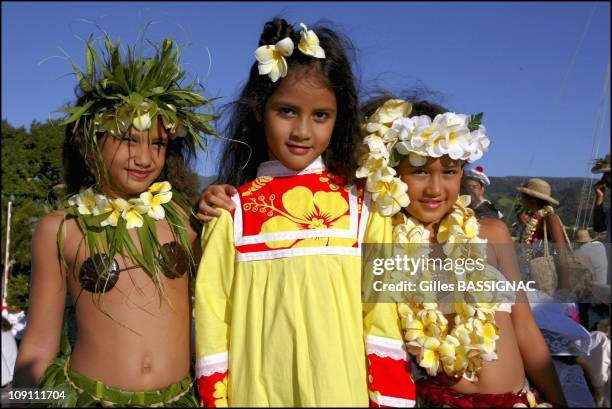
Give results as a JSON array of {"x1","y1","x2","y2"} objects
[
  {"x1": 443, "y1": 312, "x2": 526, "y2": 395},
  {"x1": 64, "y1": 224, "x2": 192, "y2": 391}
]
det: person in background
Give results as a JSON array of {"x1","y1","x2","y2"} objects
[
  {"x1": 1, "y1": 307, "x2": 27, "y2": 341},
  {"x1": 592, "y1": 154, "x2": 611, "y2": 243},
  {"x1": 574, "y1": 229, "x2": 608, "y2": 286},
  {"x1": 462, "y1": 165, "x2": 503, "y2": 220},
  {"x1": 517, "y1": 178, "x2": 571, "y2": 293},
  {"x1": 1, "y1": 316, "x2": 17, "y2": 388}
]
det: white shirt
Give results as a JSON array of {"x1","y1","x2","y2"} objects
[
  {"x1": 1, "y1": 309, "x2": 27, "y2": 339},
  {"x1": 575, "y1": 241, "x2": 609, "y2": 285},
  {"x1": 1, "y1": 330, "x2": 17, "y2": 386}
]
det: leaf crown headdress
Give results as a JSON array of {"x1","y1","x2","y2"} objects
[{"x1": 60, "y1": 34, "x2": 216, "y2": 155}]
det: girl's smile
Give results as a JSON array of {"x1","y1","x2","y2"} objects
[
  {"x1": 419, "y1": 199, "x2": 445, "y2": 209},
  {"x1": 285, "y1": 142, "x2": 312, "y2": 155},
  {"x1": 398, "y1": 155, "x2": 464, "y2": 228},
  {"x1": 127, "y1": 168, "x2": 154, "y2": 181}
]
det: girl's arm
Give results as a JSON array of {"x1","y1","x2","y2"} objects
[
  {"x1": 546, "y1": 214, "x2": 571, "y2": 291},
  {"x1": 480, "y1": 219, "x2": 568, "y2": 407},
  {"x1": 196, "y1": 184, "x2": 237, "y2": 222},
  {"x1": 194, "y1": 208, "x2": 236, "y2": 407},
  {"x1": 12, "y1": 212, "x2": 67, "y2": 387},
  {"x1": 363, "y1": 210, "x2": 416, "y2": 407}
]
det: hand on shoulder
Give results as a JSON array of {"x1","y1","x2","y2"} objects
[{"x1": 196, "y1": 184, "x2": 237, "y2": 222}]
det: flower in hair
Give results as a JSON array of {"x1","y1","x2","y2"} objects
[
  {"x1": 255, "y1": 37, "x2": 295, "y2": 82},
  {"x1": 298, "y1": 23, "x2": 325, "y2": 59},
  {"x1": 132, "y1": 102, "x2": 153, "y2": 132}
]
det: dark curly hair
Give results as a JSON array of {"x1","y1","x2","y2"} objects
[
  {"x1": 63, "y1": 97, "x2": 201, "y2": 205},
  {"x1": 217, "y1": 18, "x2": 361, "y2": 186}
]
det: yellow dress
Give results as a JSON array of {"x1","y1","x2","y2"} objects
[{"x1": 194, "y1": 157, "x2": 415, "y2": 407}]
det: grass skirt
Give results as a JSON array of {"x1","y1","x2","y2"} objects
[{"x1": 36, "y1": 355, "x2": 198, "y2": 407}]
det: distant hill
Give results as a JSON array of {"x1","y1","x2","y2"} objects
[{"x1": 484, "y1": 176, "x2": 608, "y2": 231}]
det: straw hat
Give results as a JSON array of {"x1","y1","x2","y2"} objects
[
  {"x1": 463, "y1": 165, "x2": 490, "y2": 186},
  {"x1": 575, "y1": 229, "x2": 593, "y2": 243},
  {"x1": 591, "y1": 154, "x2": 611, "y2": 174},
  {"x1": 516, "y1": 178, "x2": 559, "y2": 206}
]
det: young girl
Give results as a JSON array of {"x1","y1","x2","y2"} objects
[
  {"x1": 195, "y1": 19, "x2": 414, "y2": 407},
  {"x1": 13, "y1": 35, "x2": 215, "y2": 406},
  {"x1": 356, "y1": 96, "x2": 567, "y2": 407}
]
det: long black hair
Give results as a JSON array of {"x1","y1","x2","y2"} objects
[{"x1": 218, "y1": 18, "x2": 361, "y2": 186}]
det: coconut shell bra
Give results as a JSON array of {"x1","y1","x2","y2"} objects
[
  {"x1": 61, "y1": 183, "x2": 198, "y2": 297},
  {"x1": 78, "y1": 241, "x2": 191, "y2": 293}
]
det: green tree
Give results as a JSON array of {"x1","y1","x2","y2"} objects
[{"x1": 1, "y1": 119, "x2": 65, "y2": 308}]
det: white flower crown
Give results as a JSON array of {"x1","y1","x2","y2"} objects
[
  {"x1": 356, "y1": 99, "x2": 491, "y2": 216},
  {"x1": 254, "y1": 23, "x2": 325, "y2": 82}
]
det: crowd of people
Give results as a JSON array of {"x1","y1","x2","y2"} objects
[{"x1": 1, "y1": 17, "x2": 610, "y2": 408}]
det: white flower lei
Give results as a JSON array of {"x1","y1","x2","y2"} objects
[
  {"x1": 67, "y1": 181, "x2": 173, "y2": 229},
  {"x1": 393, "y1": 196, "x2": 502, "y2": 382},
  {"x1": 356, "y1": 99, "x2": 491, "y2": 217}
]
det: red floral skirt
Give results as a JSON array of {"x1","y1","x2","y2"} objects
[{"x1": 416, "y1": 378, "x2": 546, "y2": 408}]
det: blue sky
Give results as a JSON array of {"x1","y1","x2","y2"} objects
[{"x1": 2, "y1": 1, "x2": 610, "y2": 178}]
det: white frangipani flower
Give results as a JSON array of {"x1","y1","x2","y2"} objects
[
  {"x1": 297, "y1": 23, "x2": 325, "y2": 58},
  {"x1": 255, "y1": 37, "x2": 294, "y2": 82},
  {"x1": 132, "y1": 102, "x2": 153, "y2": 131}
]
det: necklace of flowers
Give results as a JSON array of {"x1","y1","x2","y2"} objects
[
  {"x1": 68, "y1": 181, "x2": 174, "y2": 229},
  {"x1": 522, "y1": 206, "x2": 554, "y2": 244},
  {"x1": 392, "y1": 196, "x2": 502, "y2": 382},
  {"x1": 61, "y1": 181, "x2": 195, "y2": 308}
]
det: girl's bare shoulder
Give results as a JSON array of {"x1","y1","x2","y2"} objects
[
  {"x1": 478, "y1": 218, "x2": 512, "y2": 244},
  {"x1": 33, "y1": 210, "x2": 83, "y2": 246},
  {"x1": 35, "y1": 209, "x2": 69, "y2": 235}
]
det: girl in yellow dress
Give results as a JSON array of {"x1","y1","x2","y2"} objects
[{"x1": 194, "y1": 19, "x2": 415, "y2": 407}]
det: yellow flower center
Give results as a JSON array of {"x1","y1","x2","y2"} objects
[{"x1": 307, "y1": 217, "x2": 326, "y2": 229}]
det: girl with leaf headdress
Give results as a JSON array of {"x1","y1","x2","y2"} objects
[{"x1": 13, "y1": 33, "x2": 216, "y2": 407}]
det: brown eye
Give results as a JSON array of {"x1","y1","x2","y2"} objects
[
  {"x1": 314, "y1": 111, "x2": 329, "y2": 121},
  {"x1": 278, "y1": 107, "x2": 296, "y2": 117}
]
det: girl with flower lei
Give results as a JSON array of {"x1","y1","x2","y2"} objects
[
  {"x1": 13, "y1": 34, "x2": 215, "y2": 407},
  {"x1": 354, "y1": 96, "x2": 566, "y2": 407}
]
